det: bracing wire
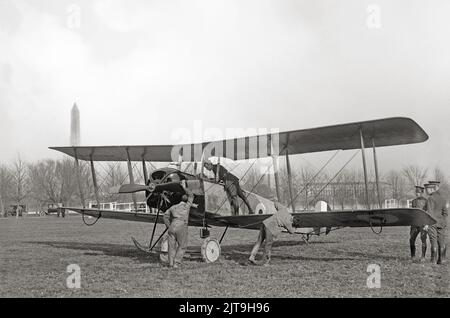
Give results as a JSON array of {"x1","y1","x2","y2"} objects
[
  {"x1": 287, "y1": 150, "x2": 341, "y2": 210},
  {"x1": 301, "y1": 150, "x2": 360, "y2": 212}
]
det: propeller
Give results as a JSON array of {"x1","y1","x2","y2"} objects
[
  {"x1": 116, "y1": 184, "x2": 153, "y2": 194},
  {"x1": 112, "y1": 180, "x2": 202, "y2": 195},
  {"x1": 114, "y1": 181, "x2": 180, "y2": 194}
]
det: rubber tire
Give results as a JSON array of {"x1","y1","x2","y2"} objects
[{"x1": 201, "y1": 237, "x2": 221, "y2": 263}]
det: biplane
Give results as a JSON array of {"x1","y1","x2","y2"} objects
[{"x1": 50, "y1": 117, "x2": 436, "y2": 263}]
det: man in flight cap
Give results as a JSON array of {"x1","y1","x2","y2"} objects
[
  {"x1": 424, "y1": 181, "x2": 448, "y2": 264},
  {"x1": 409, "y1": 185, "x2": 429, "y2": 261},
  {"x1": 203, "y1": 158, "x2": 254, "y2": 215}
]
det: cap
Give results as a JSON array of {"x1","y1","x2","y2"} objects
[
  {"x1": 414, "y1": 186, "x2": 425, "y2": 192},
  {"x1": 428, "y1": 181, "x2": 441, "y2": 185}
]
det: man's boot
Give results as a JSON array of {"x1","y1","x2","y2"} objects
[
  {"x1": 437, "y1": 244, "x2": 446, "y2": 265},
  {"x1": 410, "y1": 244, "x2": 416, "y2": 259},
  {"x1": 430, "y1": 247, "x2": 437, "y2": 263},
  {"x1": 262, "y1": 251, "x2": 271, "y2": 266},
  {"x1": 248, "y1": 254, "x2": 257, "y2": 265},
  {"x1": 419, "y1": 245, "x2": 427, "y2": 262}
]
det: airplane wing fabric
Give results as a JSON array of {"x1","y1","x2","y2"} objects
[
  {"x1": 291, "y1": 208, "x2": 435, "y2": 228},
  {"x1": 50, "y1": 117, "x2": 428, "y2": 162},
  {"x1": 66, "y1": 207, "x2": 435, "y2": 230},
  {"x1": 66, "y1": 208, "x2": 165, "y2": 223},
  {"x1": 205, "y1": 208, "x2": 435, "y2": 229}
]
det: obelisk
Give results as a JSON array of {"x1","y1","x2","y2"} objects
[{"x1": 70, "y1": 103, "x2": 80, "y2": 146}]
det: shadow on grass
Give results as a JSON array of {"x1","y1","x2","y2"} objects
[
  {"x1": 26, "y1": 237, "x2": 344, "y2": 265},
  {"x1": 336, "y1": 250, "x2": 401, "y2": 261},
  {"x1": 221, "y1": 239, "x2": 350, "y2": 264},
  {"x1": 26, "y1": 241, "x2": 161, "y2": 263}
]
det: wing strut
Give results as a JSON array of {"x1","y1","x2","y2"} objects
[
  {"x1": 271, "y1": 135, "x2": 282, "y2": 201},
  {"x1": 142, "y1": 158, "x2": 148, "y2": 183},
  {"x1": 74, "y1": 149, "x2": 86, "y2": 208},
  {"x1": 125, "y1": 148, "x2": 138, "y2": 212},
  {"x1": 285, "y1": 147, "x2": 296, "y2": 212},
  {"x1": 359, "y1": 128, "x2": 370, "y2": 209},
  {"x1": 89, "y1": 155, "x2": 101, "y2": 209},
  {"x1": 372, "y1": 138, "x2": 382, "y2": 209}
]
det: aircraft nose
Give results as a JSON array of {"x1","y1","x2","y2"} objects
[{"x1": 148, "y1": 183, "x2": 156, "y2": 192}]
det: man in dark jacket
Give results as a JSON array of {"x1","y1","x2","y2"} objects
[
  {"x1": 204, "y1": 159, "x2": 254, "y2": 215},
  {"x1": 425, "y1": 181, "x2": 448, "y2": 264},
  {"x1": 410, "y1": 185, "x2": 429, "y2": 261}
]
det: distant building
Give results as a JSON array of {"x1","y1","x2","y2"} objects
[
  {"x1": 290, "y1": 181, "x2": 410, "y2": 210},
  {"x1": 70, "y1": 103, "x2": 80, "y2": 146}
]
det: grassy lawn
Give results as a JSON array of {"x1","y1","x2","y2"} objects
[{"x1": 0, "y1": 215, "x2": 448, "y2": 297}]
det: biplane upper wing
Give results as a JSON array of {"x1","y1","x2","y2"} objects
[
  {"x1": 208, "y1": 208, "x2": 436, "y2": 230},
  {"x1": 50, "y1": 117, "x2": 428, "y2": 162}
]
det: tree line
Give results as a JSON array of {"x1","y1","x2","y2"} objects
[{"x1": 0, "y1": 155, "x2": 448, "y2": 216}]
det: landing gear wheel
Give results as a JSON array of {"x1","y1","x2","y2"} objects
[
  {"x1": 159, "y1": 235, "x2": 169, "y2": 263},
  {"x1": 201, "y1": 237, "x2": 221, "y2": 263}
]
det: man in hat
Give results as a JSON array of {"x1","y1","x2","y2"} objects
[
  {"x1": 203, "y1": 159, "x2": 254, "y2": 215},
  {"x1": 163, "y1": 181, "x2": 194, "y2": 268},
  {"x1": 410, "y1": 185, "x2": 429, "y2": 261},
  {"x1": 248, "y1": 199, "x2": 295, "y2": 265},
  {"x1": 424, "y1": 181, "x2": 448, "y2": 264}
]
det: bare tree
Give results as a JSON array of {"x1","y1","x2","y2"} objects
[
  {"x1": 297, "y1": 164, "x2": 320, "y2": 210},
  {"x1": 28, "y1": 158, "x2": 78, "y2": 209},
  {"x1": 0, "y1": 164, "x2": 12, "y2": 217},
  {"x1": 100, "y1": 162, "x2": 129, "y2": 202},
  {"x1": 240, "y1": 166, "x2": 273, "y2": 199},
  {"x1": 402, "y1": 165, "x2": 428, "y2": 191},
  {"x1": 10, "y1": 155, "x2": 29, "y2": 217},
  {"x1": 384, "y1": 170, "x2": 407, "y2": 203},
  {"x1": 333, "y1": 169, "x2": 353, "y2": 210},
  {"x1": 432, "y1": 166, "x2": 450, "y2": 196}
]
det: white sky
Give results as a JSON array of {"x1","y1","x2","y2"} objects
[{"x1": 1, "y1": 0, "x2": 450, "y2": 176}]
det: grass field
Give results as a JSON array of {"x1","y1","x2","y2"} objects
[{"x1": 1, "y1": 215, "x2": 448, "y2": 297}]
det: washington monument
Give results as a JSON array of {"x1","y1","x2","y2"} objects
[{"x1": 70, "y1": 103, "x2": 80, "y2": 146}]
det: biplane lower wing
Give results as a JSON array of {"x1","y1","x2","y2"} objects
[
  {"x1": 291, "y1": 208, "x2": 436, "y2": 228},
  {"x1": 65, "y1": 207, "x2": 210, "y2": 227},
  {"x1": 209, "y1": 208, "x2": 436, "y2": 230},
  {"x1": 65, "y1": 207, "x2": 435, "y2": 230},
  {"x1": 65, "y1": 208, "x2": 164, "y2": 223}
]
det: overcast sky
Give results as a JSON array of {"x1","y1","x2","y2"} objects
[{"x1": 1, "y1": 0, "x2": 449, "y2": 177}]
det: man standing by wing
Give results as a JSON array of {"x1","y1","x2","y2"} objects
[
  {"x1": 204, "y1": 159, "x2": 254, "y2": 215},
  {"x1": 410, "y1": 185, "x2": 429, "y2": 261},
  {"x1": 248, "y1": 199, "x2": 295, "y2": 265},
  {"x1": 424, "y1": 181, "x2": 448, "y2": 265},
  {"x1": 163, "y1": 181, "x2": 194, "y2": 268}
]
